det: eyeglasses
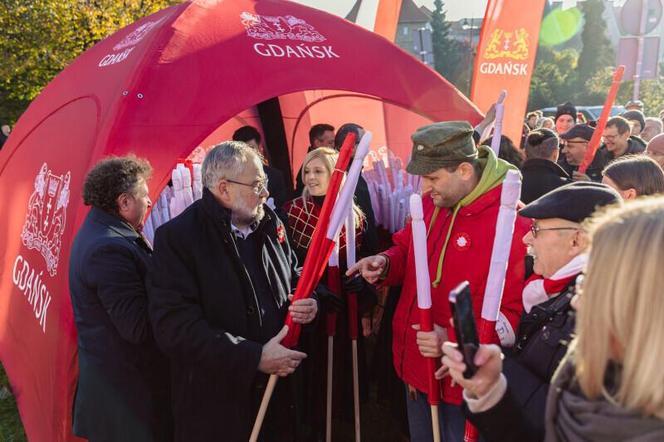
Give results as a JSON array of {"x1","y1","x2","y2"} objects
[
  {"x1": 530, "y1": 224, "x2": 579, "y2": 238},
  {"x1": 226, "y1": 177, "x2": 269, "y2": 195}
]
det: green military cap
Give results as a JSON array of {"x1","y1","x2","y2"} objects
[{"x1": 406, "y1": 121, "x2": 478, "y2": 176}]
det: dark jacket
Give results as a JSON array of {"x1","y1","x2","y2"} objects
[
  {"x1": 558, "y1": 137, "x2": 646, "y2": 182},
  {"x1": 265, "y1": 164, "x2": 288, "y2": 210},
  {"x1": 148, "y1": 188, "x2": 300, "y2": 441},
  {"x1": 465, "y1": 278, "x2": 577, "y2": 442},
  {"x1": 69, "y1": 208, "x2": 171, "y2": 442},
  {"x1": 557, "y1": 155, "x2": 604, "y2": 182},
  {"x1": 583, "y1": 138, "x2": 647, "y2": 181},
  {"x1": 465, "y1": 350, "x2": 664, "y2": 442},
  {"x1": 521, "y1": 159, "x2": 572, "y2": 203}
]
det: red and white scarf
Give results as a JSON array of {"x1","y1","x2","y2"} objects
[{"x1": 522, "y1": 254, "x2": 587, "y2": 313}]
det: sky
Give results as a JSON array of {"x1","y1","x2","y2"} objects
[
  {"x1": 292, "y1": 1, "x2": 489, "y2": 21},
  {"x1": 414, "y1": 0, "x2": 488, "y2": 20}
]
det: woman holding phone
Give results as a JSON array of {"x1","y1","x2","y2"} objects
[{"x1": 440, "y1": 197, "x2": 664, "y2": 441}]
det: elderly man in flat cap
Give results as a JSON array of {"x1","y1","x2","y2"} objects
[
  {"x1": 439, "y1": 182, "x2": 622, "y2": 442},
  {"x1": 348, "y1": 121, "x2": 530, "y2": 441}
]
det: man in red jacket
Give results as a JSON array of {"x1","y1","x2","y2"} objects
[{"x1": 348, "y1": 121, "x2": 529, "y2": 442}]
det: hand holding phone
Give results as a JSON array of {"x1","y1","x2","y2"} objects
[{"x1": 449, "y1": 281, "x2": 479, "y2": 379}]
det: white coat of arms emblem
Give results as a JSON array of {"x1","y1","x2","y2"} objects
[
  {"x1": 240, "y1": 12, "x2": 326, "y2": 42},
  {"x1": 113, "y1": 17, "x2": 165, "y2": 52},
  {"x1": 20, "y1": 163, "x2": 71, "y2": 276}
]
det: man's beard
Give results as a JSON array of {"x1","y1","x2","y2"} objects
[{"x1": 231, "y1": 198, "x2": 265, "y2": 226}]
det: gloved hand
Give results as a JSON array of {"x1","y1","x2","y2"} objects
[
  {"x1": 343, "y1": 275, "x2": 377, "y2": 315},
  {"x1": 342, "y1": 274, "x2": 366, "y2": 293},
  {"x1": 314, "y1": 283, "x2": 346, "y2": 313}
]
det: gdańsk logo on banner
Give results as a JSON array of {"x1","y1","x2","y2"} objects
[
  {"x1": 241, "y1": 12, "x2": 340, "y2": 59},
  {"x1": 479, "y1": 28, "x2": 530, "y2": 76},
  {"x1": 12, "y1": 163, "x2": 70, "y2": 333},
  {"x1": 98, "y1": 17, "x2": 166, "y2": 68}
]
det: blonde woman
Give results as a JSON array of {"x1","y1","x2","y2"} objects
[
  {"x1": 283, "y1": 147, "x2": 368, "y2": 264},
  {"x1": 439, "y1": 197, "x2": 664, "y2": 441},
  {"x1": 282, "y1": 147, "x2": 377, "y2": 440}
]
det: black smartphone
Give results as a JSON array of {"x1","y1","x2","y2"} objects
[{"x1": 449, "y1": 281, "x2": 479, "y2": 379}]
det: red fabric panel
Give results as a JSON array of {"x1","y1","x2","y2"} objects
[{"x1": 0, "y1": 1, "x2": 481, "y2": 440}]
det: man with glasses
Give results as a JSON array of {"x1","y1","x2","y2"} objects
[
  {"x1": 566, "y1": 118, "x2": 646, "y2": 182},
  {"x1": 558, "y1": 124, "x2": 605, "y2": 182},
  {"x1": 500, "y1": 181, "x2": 621, "y2": 438},
  {"x1": 148, "y1": 141, "x2": 317, "y2": 441},
  {"x1": 600, "y1": 116, "x2": 645, "y2": 160}
]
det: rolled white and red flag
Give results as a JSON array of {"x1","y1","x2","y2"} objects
[
  {"x1": 489, "y1": 91, "x2": 507, "y2": 155},
  {"x1": 345, "y1": 197, "x2": 362, "y2": 441},
  {"x1": 251, "y1": 132, "x2": 372, "y2": 442},
  {"x1": 479, "y1": 169, "x2": 522, "y2": 344},
  {"x1": 465, "y1": 169, "x2": 522, "y2": 442},
  {"x1": 325, "y1": 234, "x2": 341, "y2": 442},
  {"x1": 282, "y1": 130, "x2": 372, "y2": 347},
  {"x1": 410, "y1": 193, "x2": 442, "y2": 441}
]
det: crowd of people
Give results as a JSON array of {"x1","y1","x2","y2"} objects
[{"x1": 65, "y1": 97, "x2": 664, "y2": 442}]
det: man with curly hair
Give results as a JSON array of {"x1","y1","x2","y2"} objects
[{"x1": 69, "y1": 155, "x2": 172, "y2": 441}]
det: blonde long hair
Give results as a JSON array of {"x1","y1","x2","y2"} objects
[
  {"x1": 300, "y1": 147, "x2": 364, "y2": 227},
  {"x1": 575, "y1": 196, "x2": 664, "y2": 418}
]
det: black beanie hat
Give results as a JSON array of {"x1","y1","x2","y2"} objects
[{"x1": 555, "y1": 102, "x2": 577, "y2": 123}]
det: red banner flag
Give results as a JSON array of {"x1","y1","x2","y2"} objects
[
  {"x1": 579, "y1": 65, "x2": 625, "y2": 174},
  {"x1": 471, "y1": 0, "x2": 546, "y2": 144}
]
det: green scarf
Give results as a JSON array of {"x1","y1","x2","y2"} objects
[{"x1": 429, "y1": 146, "x2": 519, "y2": 287}]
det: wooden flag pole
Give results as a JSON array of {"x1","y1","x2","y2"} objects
[
  {"x1": 249, "y1": 375, "x2": 278, "y2": 442},
  {"x1": 345, "y1": 204, "x2": 361, "y2": 442}
]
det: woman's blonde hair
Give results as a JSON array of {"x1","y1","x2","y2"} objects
[
  {"x1": 575, "y1": 196, "x2": 664, "y2": 418},
  {"x1": 300, "y1": 147, "x2": 364, "y2": 226}
]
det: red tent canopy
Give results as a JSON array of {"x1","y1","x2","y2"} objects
[{"x1": 0, "y1": 1, "x2": 480, "y2": 440}]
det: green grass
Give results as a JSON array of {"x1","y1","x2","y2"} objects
[{"x1": 0, "y1": 363, "x2": 26, "y2": 442}]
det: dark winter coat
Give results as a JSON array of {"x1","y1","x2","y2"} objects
[
  {"x1": 264, "y1": 164, "x2": 288, "y2": 210},
  {"x1": 558, "y1": 137, "x2": 646, "y2": 182},
  {"x1": 505, "y1": 277, "x2": 577, "y2": 438},
  {"x1": 520, "y1": 159, "x2": 572, "y2": 203},
  {"x1": 69, "y1": 208, "x2": 172, "y2": 442},
  {"x1": 465, "y1": 351, "x2": 664, "y2": 442},
  {"x1": 464, "y1": 277, "x2": 577, "y2": 442},
  {"x1": 148, "y1": 188, "x2": 301, "y2": 441}
]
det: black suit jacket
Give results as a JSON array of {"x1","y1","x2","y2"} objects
[
  {"x1": 68, "y1": 208, "x2": 171, "y2": 442},
  {"x1": 264, "y1": 164, "x2": 288, "y2": 210},
  {"x1": 148, "y1": 188, "x2": 301, "y2": 441}
]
